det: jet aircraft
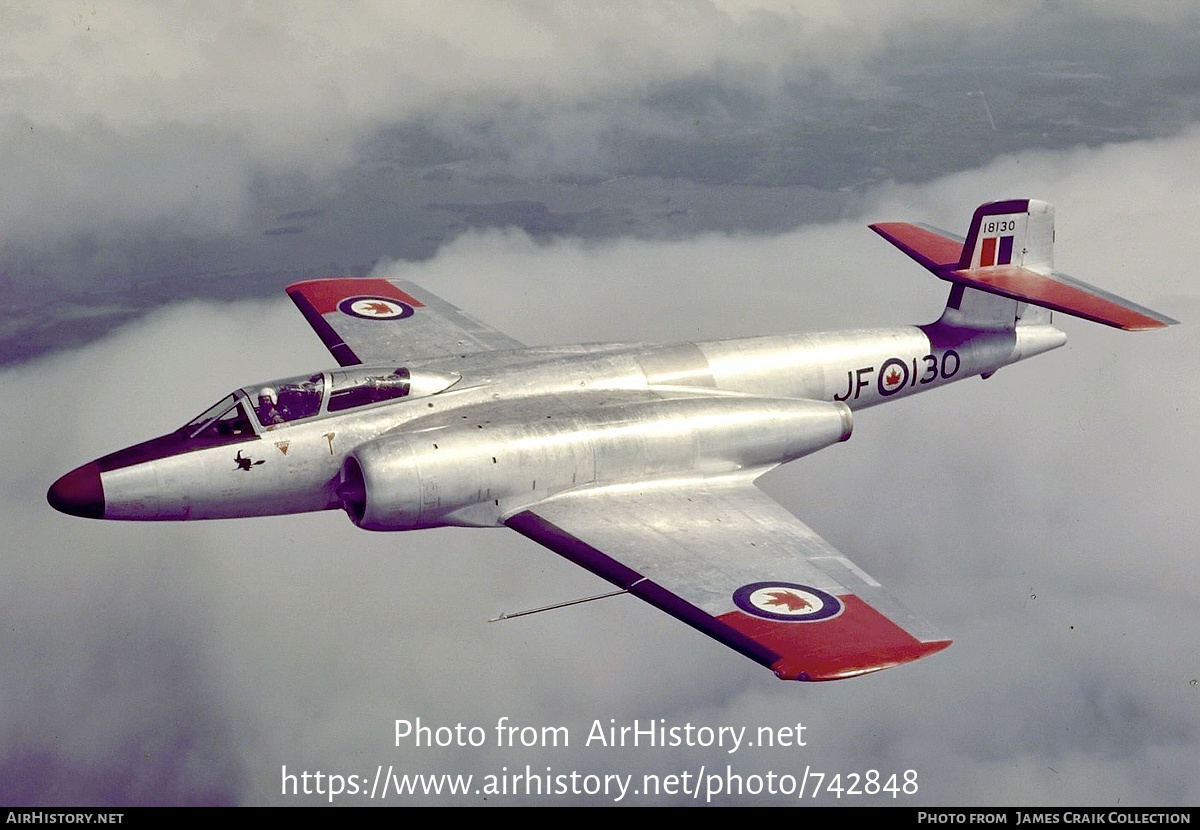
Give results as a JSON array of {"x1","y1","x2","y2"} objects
[{"x1": 48, "y1": 199, "x2": 1175, "y2": 681}]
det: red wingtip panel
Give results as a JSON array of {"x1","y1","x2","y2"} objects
[
  {"x1": 718, "y1": 595, "x2": 952, "y2": 681},
  {"x1": 950, "y1": 266, "x2": 1177, "y2": 331},
  {"x1": 286, "y1": 278, "x2": 424, "y2": 315},
  {"x1": 870, "y1": 222, "x2": 963, "y2": 273}
]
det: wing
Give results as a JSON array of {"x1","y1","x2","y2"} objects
[
  {"x1": 287, "y1": 278, "x2": 525, "y2": 366},
  {"x1": 505, "y1": 478, "x2": 950, "y2": 681}
]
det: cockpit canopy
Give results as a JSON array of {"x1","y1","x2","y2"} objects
[{"x1": 182, "y1": 366, "x2": 460, "y2": 442}]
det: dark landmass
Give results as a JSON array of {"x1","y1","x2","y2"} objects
[{"x1": 4, "y1": 50, "x2": 1198, "y2": 366}]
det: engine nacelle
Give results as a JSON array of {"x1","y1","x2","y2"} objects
[
  {"x1": 336, "y1": 435, "x2": 425, "y2": 531},
  {"x1": 338, "y1": 396, "x2": 852, "y2": 531}
]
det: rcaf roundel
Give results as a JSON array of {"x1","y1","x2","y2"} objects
[
  {"x1": 877, "y1": 357, "x2": 908, "y2": 396},
  {"x1": 732, "y1": 582, "x2": 843, "y2": 622},
  {"x1": 338, "y1": 296, "x2": 416, "y2": 320}
]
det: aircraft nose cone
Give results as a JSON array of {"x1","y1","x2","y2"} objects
[{"x1": 47, "y1": 462, "x2": 105, "y2": 519}]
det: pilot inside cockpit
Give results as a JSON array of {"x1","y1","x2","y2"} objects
[{"x1": 256, "y1": 387, "x2": 285, "y2": 425}]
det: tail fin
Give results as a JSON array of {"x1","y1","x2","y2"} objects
[
  {"x1": 871, "y1": 199, "x2": 1177, "y2": 331},
  {"x1": 960, "y1": 198, "x2": 1054, "y2": 273}
]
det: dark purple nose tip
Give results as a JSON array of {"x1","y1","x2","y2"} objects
[{"x1": 47, "y1": 462, "x2": 105, "y2": 519}]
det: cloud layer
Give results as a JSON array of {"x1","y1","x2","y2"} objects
[
  {"x1": 6, "y1": 123, "x2": 1198, "y2": 804},
  {"x1": 6, "y1": 1, "x2": 1199, "y2": 246}
]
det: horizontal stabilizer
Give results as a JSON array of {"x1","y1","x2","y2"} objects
[
  {"x1": 946, "y1": 264, "x2": 1177, "y2": 331},
  {"x1": 870, "y1": 222, "x2": 963, "y2": 272},
  {"x1": 871, "y1": 200, "x2": 1177, "y2": 331}
]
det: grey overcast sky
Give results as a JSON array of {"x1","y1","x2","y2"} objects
[{"x1": 3, "y1": 1, "x2": 1198, "y2": 806}]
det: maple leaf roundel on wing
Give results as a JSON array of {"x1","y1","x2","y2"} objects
[
  {"x1": 732, "y1": 582, "x2": 844, "y2": 622},
  {"x1": 337, "y1": 296, "x2": 416, "y2": 320}
]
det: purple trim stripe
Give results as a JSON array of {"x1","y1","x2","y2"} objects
[
  {"x1": 94, "y1": 429, "x2": 258, "y2": 473},
  {"x1": 287, "y1": 288, "x2": 362, "y2": 367}
]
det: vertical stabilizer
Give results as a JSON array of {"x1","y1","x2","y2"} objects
[
  {"x1": 938, "y1": 283, "x2": 1021, "y2": 330},
  {"x1": 944, "y1": 199, "x2": 1055, "y2": 329}
]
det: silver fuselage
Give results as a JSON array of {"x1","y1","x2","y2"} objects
[{"x1": 82, "y1": 319, "x2": 1065, "y2": 529}]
